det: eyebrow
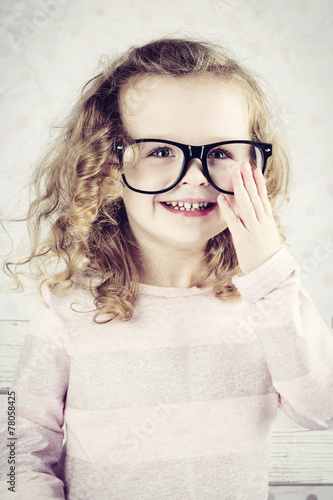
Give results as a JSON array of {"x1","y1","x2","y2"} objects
[{"x1": 139, "y1": 135, "x2": 242, "y2": 143}]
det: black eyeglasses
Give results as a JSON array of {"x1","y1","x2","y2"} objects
[{"x1": 115, "y1": 138, "x2": 273, "y2": 195}]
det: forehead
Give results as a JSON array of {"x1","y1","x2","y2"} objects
[{"x1": 119, "y1": 74, "x2": 250, "y2": 143}]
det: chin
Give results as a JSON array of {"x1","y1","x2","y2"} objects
[{"x1": 165, "y1": 230, "x2": 224, "y2": 251}]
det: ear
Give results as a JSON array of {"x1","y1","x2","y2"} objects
[{"x1": 101, "y1": 165, "x2": 124, "y2": 197}]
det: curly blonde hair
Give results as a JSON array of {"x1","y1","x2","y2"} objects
[{"x1": 4, "y1": 37, "x2": 291, "y2": 323}]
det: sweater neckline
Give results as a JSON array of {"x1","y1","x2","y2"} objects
[{"x1": 138, "y1": 282, "x2": 213, "y2": 298}]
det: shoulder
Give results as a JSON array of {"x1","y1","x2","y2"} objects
[{"x1": 39, "y1": 276, "x2": 97, "y2": 325}]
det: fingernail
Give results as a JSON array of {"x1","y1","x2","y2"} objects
[{"x1": 244, "y1": 163, "x2": 251, "y2": 171}]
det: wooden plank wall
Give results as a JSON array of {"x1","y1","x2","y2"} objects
[{"x1": 1, "y1": 319, "x2": 332, "y2": 486}]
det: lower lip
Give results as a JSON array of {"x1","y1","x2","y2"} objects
[{"x1": 160, "y1": 202, "x2": 217, "y2": 217}]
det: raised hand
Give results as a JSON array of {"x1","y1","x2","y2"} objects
[{"x1": 217, "y1": 162, "x2": 282, "y2": 275}]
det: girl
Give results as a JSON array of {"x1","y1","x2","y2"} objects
[{"x1": 1, "y1": 37, "x2": 333, "y2": 500}]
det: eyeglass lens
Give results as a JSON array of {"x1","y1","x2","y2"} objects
[{"x1": 122, "y1": 141, "x2": 263, "y2": 193}]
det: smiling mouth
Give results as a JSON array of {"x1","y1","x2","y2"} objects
[{"x1": 162, "y1": 201, "x2": 214, "y2": 211}]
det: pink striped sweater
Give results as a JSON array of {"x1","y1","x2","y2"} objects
[{"x1": 0, "y1": 246, "x2": 333, "y2": 499}]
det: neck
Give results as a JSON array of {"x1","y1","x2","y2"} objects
[{"x1": 139, "y1": 243, "x2": 206, "y2": 288}]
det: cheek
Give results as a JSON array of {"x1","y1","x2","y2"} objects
[
  {"x1": 121, "y1": 193, "x2": 137, "y2": 222},
  {"x1": 122, "y1": 190, "x2": 155, "y2": 221}
]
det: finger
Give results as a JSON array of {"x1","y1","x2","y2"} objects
[
  {"x1": 240, "y1": 163, "x2": 267, "y2": 223},
  {"x1": 217, "y1": 193, "x2": 247, "y2": 232},
  {"x1": 253, "y1": 167, "x2": 274, "y2": 217},
  {"x1": 232, "y1": 170, "x2": 259, "y2": 229}
]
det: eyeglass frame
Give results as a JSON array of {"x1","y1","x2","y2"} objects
[{"x1": 115, "y1": 138, "x2": 273, "y2": 195}]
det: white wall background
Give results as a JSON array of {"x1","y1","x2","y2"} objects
[{"x1": 0, "y1": 1, "x2": 332, "y2": 498}]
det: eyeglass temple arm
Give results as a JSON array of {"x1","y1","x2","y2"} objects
[{"x1": 113, "y1": 144, "x2": 124, "y2": 166}]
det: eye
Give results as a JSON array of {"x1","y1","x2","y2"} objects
[
  {"x1": 149, "y1": 147, "x2": 175, "y2": 158},
  {"x1": 208, "y1": 148, "x2": 231, "y2": 159}
]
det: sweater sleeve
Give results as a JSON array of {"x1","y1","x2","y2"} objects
[
  {"x1": 0, "y1": 286, "x2": 69, "y2": 499},
  {"x1": 232, "y1": 245, "x2": 333, "y2": 430}
]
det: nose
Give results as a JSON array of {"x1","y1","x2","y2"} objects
[{"x1": 180, "y1": 158, "x2": 209, "y2": 187}]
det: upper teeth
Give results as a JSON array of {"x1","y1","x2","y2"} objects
[{"x1": 164, "y1": 201, "x2": 210, "y2": 211}]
